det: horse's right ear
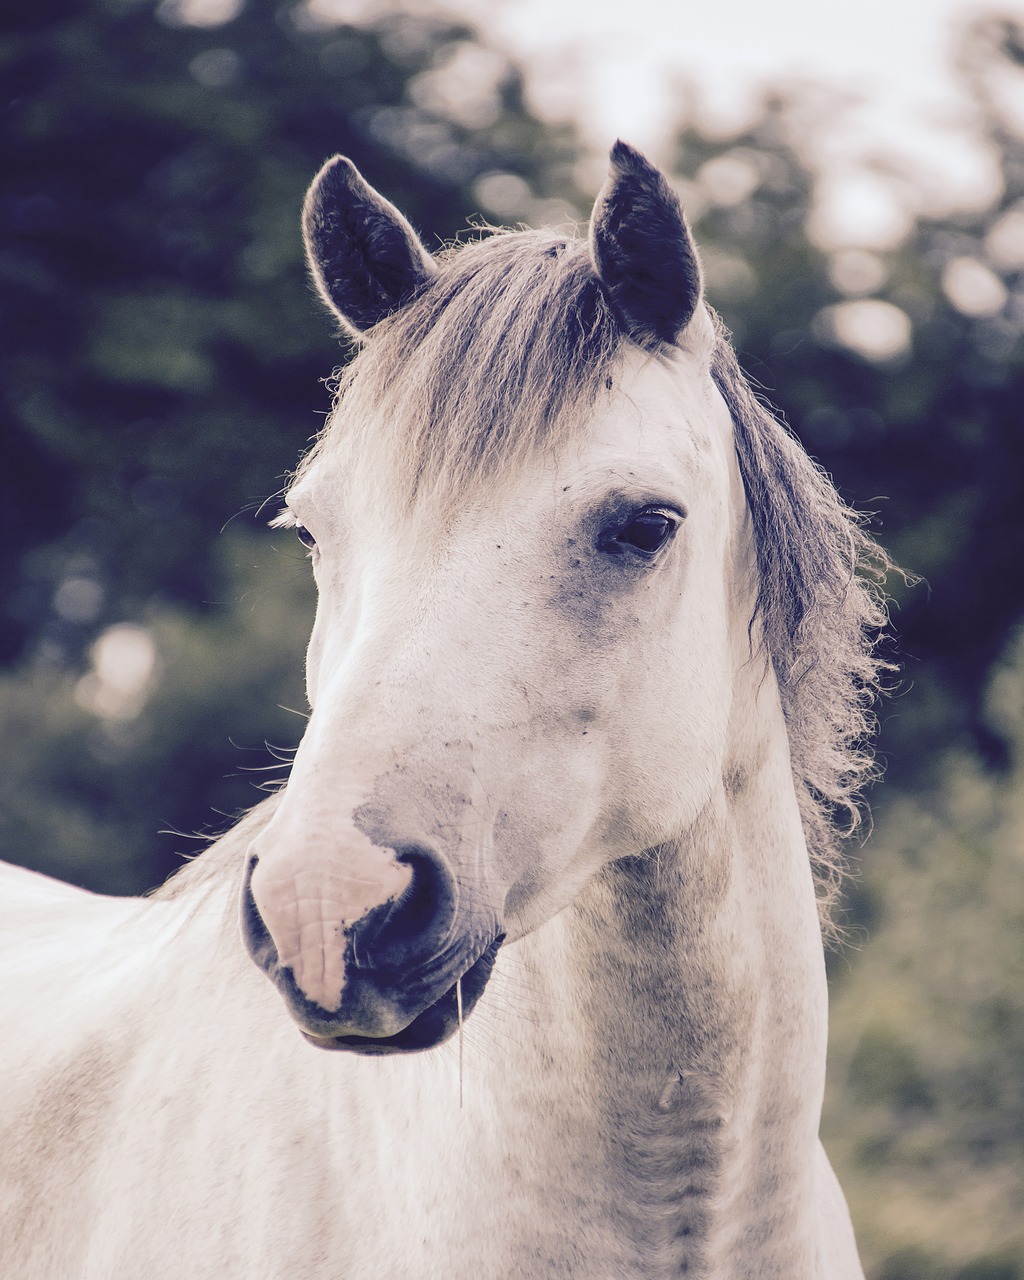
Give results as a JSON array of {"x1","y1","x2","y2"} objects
[
  {"x1": 590, "y1": 141, "x2": 703, "y2": 350},
  {"x1": 302, "y1": 156, "x2": 437, "y2": 338}
]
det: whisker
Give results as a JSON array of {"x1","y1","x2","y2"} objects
[{"x1": 456, "y1": 975, "x2": 464, "y2": 1110}]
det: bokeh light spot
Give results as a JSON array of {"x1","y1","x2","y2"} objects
[
  {"x1": 815, "y1": 299, "x2": 912, "y2": 362},
  {"x1": 828, "y1": 248, "x2": 889, "y2": 296},
  {"x1": 941, "y1": 257, "x2": 1009, "y2": 318},
  {"x1": 157, "y1": 0, "x2": 243, "y2": 27},
  {"x1": 75, "y1": 625, "x2": 158, "y2": 722}
]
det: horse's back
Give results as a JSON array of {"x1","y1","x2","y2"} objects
[
  {"x1": 0, "y1": 857, "x2": 104, "y2": 910},
  {"x1": 0, "y1": 859, "x2": 149, "y2": 1010}
]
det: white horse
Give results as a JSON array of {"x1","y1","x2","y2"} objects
[{"x1": 0, "y1": 142, "x2": 888, "y2": 1278}]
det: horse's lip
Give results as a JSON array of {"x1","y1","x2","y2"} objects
[{"x1": 301, "y1": 935, "x2": 504, "y2": 1056}]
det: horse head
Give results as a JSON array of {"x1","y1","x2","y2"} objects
[{"x1": 241, "y1": 143, "x2": 755, "y2": 1053}]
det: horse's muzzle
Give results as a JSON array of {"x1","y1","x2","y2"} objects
[{"x1": 240, "y1": 850, "x2": 504, "y2": 1054}]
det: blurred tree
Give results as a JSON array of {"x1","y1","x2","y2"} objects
[
  {"x1": 821, "y1": 624, "x2": 1024, "y2": 1277},
  {"x1": 0, "y1": 533, "x2": 313, "y2": 892},
  {"x1": 0, "y1": 0, "x2": 583, "y2": 890},
  {"x1": 1, "y1": 0, "x2": 580, "y2": 668}
]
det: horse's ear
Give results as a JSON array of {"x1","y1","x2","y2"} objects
[
  {"x1": 302, "y1": 155, "x2": 437, "y2": 337},
  {"x1": 589, "y1": 141, "x2": 703, "y2": 349}
]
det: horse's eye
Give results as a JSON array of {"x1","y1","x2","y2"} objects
[
  {"x1": 600, "y1": 508, "x2": 680, "y2": 558},
  {"x1": 295, "y1": 523, "x2": 317, "y2": 550}
]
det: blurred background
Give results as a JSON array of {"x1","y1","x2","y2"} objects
[{"x1": 2, "y1": 0, "x2": 1023, "y2": 1273}]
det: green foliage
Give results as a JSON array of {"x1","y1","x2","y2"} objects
[
  {"x1": 824, "y1": 628, "x2": 1024, "y2": 1274},
  {"x1": 2, "y1": 0, "x2": 580, "y2": 667},
  {"x1": 873, "y1": 1247, "x2": 1023, "y2": 1280},
  {"x1": 0, "y1": 529, "x2": 313, "y2": 891}
]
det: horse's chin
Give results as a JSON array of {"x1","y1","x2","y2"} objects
[{"x1": 299, "y1": 936, "x2": 503, "y2": 1056}]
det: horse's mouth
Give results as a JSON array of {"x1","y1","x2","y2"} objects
[{"x1": 300, "y1": 935, "x2": 504, "y2": 1056}]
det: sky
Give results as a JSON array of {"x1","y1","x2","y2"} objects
[{"x1": 421, "y1": 0, "x2": 1024, "y2": 245}]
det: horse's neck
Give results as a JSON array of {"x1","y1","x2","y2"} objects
[{"x1": 488, "y1": 667, "x2": 830, "y2": 1276}]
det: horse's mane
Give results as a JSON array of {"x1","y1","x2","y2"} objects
[
  {"x1": 710, "y1": 334, "x2": 892, "y2": 930},
  {"x1": 266, "y1": 228, "x2": 892, "y2": 931},
  {"x1": 297, "y1": 231, "x2": 622, "y2": 513}
]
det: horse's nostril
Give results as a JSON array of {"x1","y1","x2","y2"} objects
[
  {"x1": 240, "y1": 853, "x2": 279, "y2": 973},
  {"x1": 350, "y1": 848, "x2": 457, "y2": 972}
]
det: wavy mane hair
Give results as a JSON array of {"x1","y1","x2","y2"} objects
[{"x1": 289, "y1": 227, "x2": 892, "y2": 932}]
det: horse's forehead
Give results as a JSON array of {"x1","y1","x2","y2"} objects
[
  {"x1": 572, "y1": 348, "x2": 733, "y2": 480},
  {"x1": 293, "y1": 343, "x2": 730, "y2": 527}
]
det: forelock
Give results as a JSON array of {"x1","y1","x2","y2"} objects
[{"x1": 309, "y1": 228, "x2": 627, "y2": 506}]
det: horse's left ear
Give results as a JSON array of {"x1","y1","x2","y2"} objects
[
  {"x1": 302, "y1": 155, "x2": 438, "y2": 338},
  {"x1": 589, "y1": 141, "x2": 703, "y2": 350}
]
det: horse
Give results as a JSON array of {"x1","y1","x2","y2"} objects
[{"x1": 0, "y1": 141, "x2": 888, "y2": 1278}]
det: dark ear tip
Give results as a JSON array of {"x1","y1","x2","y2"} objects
[
  {"x1": 302, "y1": 157, "x2": 369, "y2": 243},
  {"x1": 308, "y1": 155, "x2": 359, "y2": 200},
  {"x1": 608, "y1": 139, "x2": 655, "y2": 180}
]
